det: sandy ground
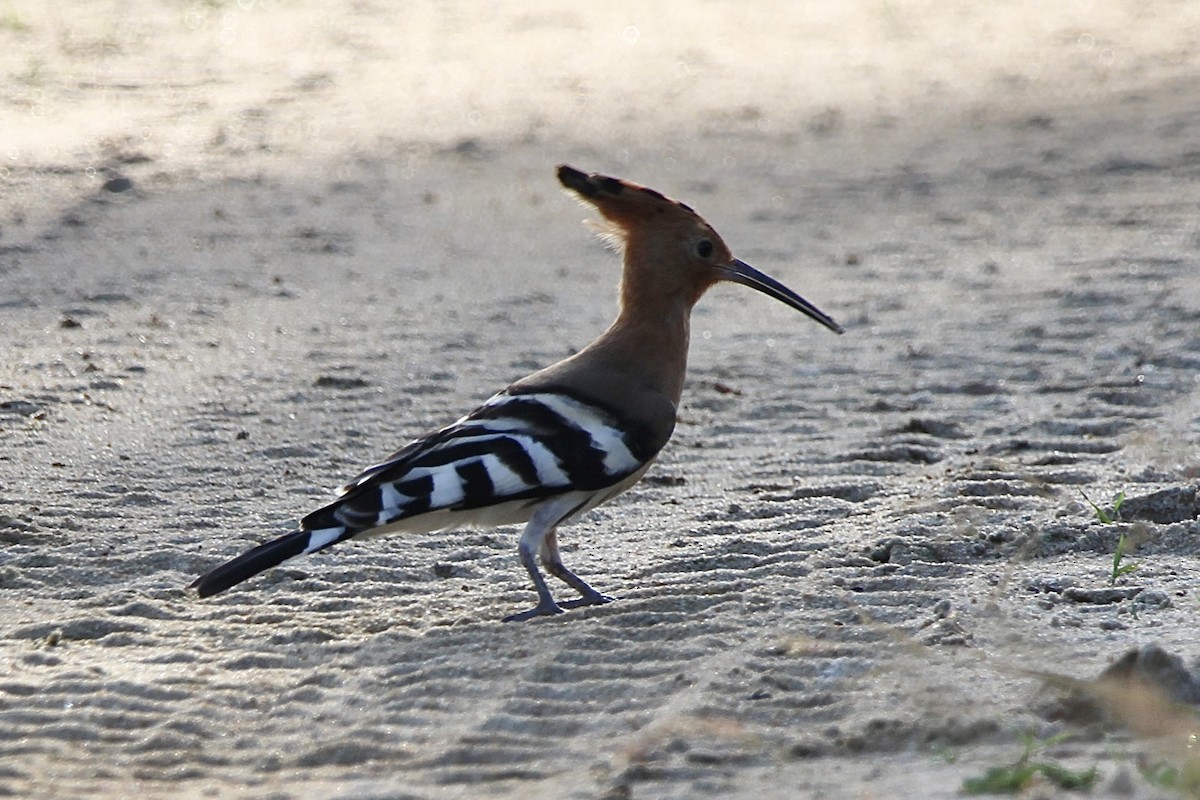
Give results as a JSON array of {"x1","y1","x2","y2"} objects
[{"x1": 3, "y1": 2, "x2": 1200, "y2": 798}]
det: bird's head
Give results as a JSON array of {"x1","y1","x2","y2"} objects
[{"x1": 557, "y1": 164, "x2": 843, "y2": 334}]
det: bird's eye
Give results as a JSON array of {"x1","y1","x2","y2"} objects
[{"x1": 696, "y1": 240, "x2": 713, "y2": 259}]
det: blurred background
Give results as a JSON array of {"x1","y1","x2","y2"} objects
[{"x1": 2, "y1": 1, "x2": 1197, "y2": 225}]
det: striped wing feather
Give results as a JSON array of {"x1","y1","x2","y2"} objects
[{"x1": 300, "y1": 389, "x2": 655, "y2": 533}]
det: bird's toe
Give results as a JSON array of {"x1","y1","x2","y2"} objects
[
  {"x1": 559, "y1": 592, "x2": 615, "y2": 610},
  {"x1": 503, "y1": 600, "x2": 566, "y2": 622}
]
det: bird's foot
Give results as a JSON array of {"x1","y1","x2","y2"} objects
[
  {"x1": 559, "y1": 591, "x2": 615, "y2": 610},
  {"x1": 503, "y1": 589, "x2": 614, "y2": 621},
  {"x1": 503, "y1": 600, "x2": 565, "y2": 622}
]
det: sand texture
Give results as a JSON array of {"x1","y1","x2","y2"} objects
[{"x1": 3, "y1": 2, "x2": 1200, "y2": 798}]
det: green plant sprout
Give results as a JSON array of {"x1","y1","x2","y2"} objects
[
  {"x1": 1110, "y1": 530, "x2": 1140, "y2": 585},
  {"x1": 962, "y1": 732, "x2": 1098, "y2": 795},
  {"x1": 1080, "y1": 489, "x2": 1124, "y2": 524},
  {"x1": 1140, "y1": 756, "x2": 1200, "y2": 797},
  {"x1": 1080, "y1": 490, "x2": 1139, "y2": 585}
]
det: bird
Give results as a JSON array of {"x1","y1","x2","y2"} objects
[{"x1": 190, "y1": 164, "x2": 843, "y2": 621}]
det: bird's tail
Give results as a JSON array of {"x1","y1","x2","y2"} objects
[{"x1": 189, "y1": 526, "x2": 355, "y2": 598}]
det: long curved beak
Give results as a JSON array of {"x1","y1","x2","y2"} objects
[{"x1": 719, "y1": 259, "x2": 844, "y2": 334}]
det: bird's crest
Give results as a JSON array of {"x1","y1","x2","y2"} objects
[{"x1": 557, "y1": 164, "x2": 701, "y2": 250}]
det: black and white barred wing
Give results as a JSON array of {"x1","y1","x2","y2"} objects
[
  {"x1": 300, "y1": 389, "x2": 656, "y2": 535},
  {"x1": 190, "y1": 388, "x2": 660, "y2": 599}
]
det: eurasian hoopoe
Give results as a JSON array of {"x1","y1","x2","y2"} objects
[{"x1": 191, "y1": 165, "x2": 843, "y2": 621}]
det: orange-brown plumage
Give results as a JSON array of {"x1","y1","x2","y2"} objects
[{"x1": 520, "y1": 165, "x2": 841, "y2": 426}]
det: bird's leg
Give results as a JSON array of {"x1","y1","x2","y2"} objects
[
  {"x1": 503, "y1": 508, "x2": 566, "y2": 622},
  {"x1": 539, "y1": 528, "x2": 614, "y2": 610}
]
